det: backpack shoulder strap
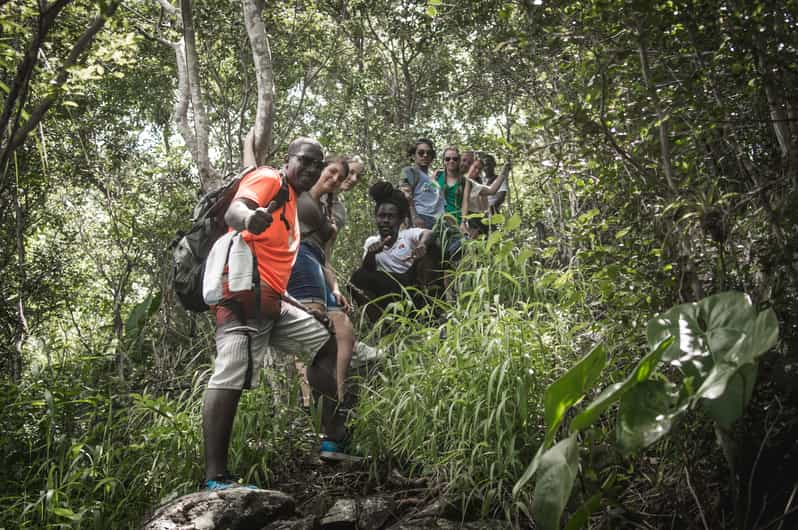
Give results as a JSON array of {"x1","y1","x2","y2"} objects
[
  {"x1": 273, "y1": 172, "x2": 291, "y2": 230},
  {"x1": 273, "y1": 173, "x2": 290, "y2": 208}
]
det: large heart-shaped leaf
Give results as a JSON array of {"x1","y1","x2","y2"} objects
[
  {"x1": 736, "y1": 309, "x2": 779, "y2": 365},
  {"x1": 646, "y1": 302, "x2": 707, "y2": 377},
  {"x1": 701, "y1": 363, "x2": 758, "y2": 428},
  {"x1": 699, "y1": 292, "x2": 753, "y2": 330},
  {"x1": 570, "y1": 337, "x2": 672, "y2": 433},
  {"x1": 617, "y1": 380, "x2": 685, "y2": 453},
  {"x1": 514, "y1": 344, "x2": 605, "y2": 496},
  {"x1": 531, "y1": 434, "x2": 580, "y2": 530}
]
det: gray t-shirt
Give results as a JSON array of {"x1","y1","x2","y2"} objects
[{"x1": 401, "y1": 166, "x2": 443, "y2": 218}]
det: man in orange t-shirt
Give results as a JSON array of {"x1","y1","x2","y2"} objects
[{"x1": 202, "y1": 137, "x2": 344, "y2": 490}]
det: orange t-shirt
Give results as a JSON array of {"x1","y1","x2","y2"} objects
[{"x1": 232, "y1": 167, "x2": 299, "y2": 294}]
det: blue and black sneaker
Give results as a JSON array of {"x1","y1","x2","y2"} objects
[
  {"x1": 319, "y1": 439, "x2": 365, "y2": 463},
  {"x1": 203, "y1": 474, "x2": 258, "y2": 491}
]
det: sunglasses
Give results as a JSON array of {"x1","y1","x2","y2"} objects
[
  {"x1": 416, "y1": 149, "x2": 433, "y2": 157},
  {"x1": 293, "y1": 154, "x2": 325, "y2": 170},
  {"x1": 445, "y1": 156, "x2": 460, "y2": 162}
]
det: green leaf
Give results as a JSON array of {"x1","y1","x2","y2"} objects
[
  {"x1": 564, "y1": 489, "x2": 604, "y2": 530},
  {"x1": 698, "y1": 291, "x2": 756, "y2": 330},
  {"x1": 531, "y1": 434, "x2": 580, "y2": 530},
  {"x1": 504, "y1": 213, "x2": 522, "y2": 232},
  {"x1": 124, "y1": 292, "x2": 161, "y2": 342},
  {"x1": 617, "y1": 379, "x2": 685, "y2": 453},
  {"x1": 543, "y1": 344, "x2": 607, "y2": 436},
  {"x1": 514, "y1": 344, "x2": 605, "y2": 497},
  {"x1": 701, "y1": 363, "x2": 758, "y2": 428},
  {"x1": 487, "y1": 213, "x2": 505, "y2": 225},
  {"x1": 695, "y1": 360, "x2": 739, "y2": 401},
  {"x1": 570, "y1": 337, "x2": 672, "y2": 432},
  {"x1": 738, "y1": 308, "x2": 779, "y2": 365},
  {"x1": 51, "y1": 507, "x2": 81, "y2": 521},
  {"x1": 425, "y1": 5, "x2": 437, "y2": 16},
  {"x1": 646, "y1": 302, "x2": 706, "y2": 374},
  {"x1": 513, "y1": 442, "x2": 545, "y2": 496}
]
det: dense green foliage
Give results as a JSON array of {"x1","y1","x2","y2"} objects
[{"x1": 2, "y1": 0, "x2": 796, "y2": 528}]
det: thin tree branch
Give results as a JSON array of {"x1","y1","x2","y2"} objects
[
  {"x1": 638, "y1": 27, "x2": 676, "y2": 193},
  {"x1": 0, "y1": 0, "x2": 72, "y2": 179},
  {"x1": 2, "y1": 1, "x2": 121, "y2": 166}
]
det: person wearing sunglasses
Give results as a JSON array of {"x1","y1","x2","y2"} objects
[
  {"x1": 203, "y1": 137, "x2": 351, "y2": 489},
  {"x1": 434, "y1": 146, "x2": 468, "y2": 228},
  {"x1": 399, "y1": 138, "x2": 443, "y2": 229}
]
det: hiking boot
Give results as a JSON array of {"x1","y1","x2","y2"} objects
[
  {"x1": 203, "y1": 474, "x2": 258, "y2": 491},
  {"x1": 319, "y1": 439, "x2": 365, "y2": 463}
]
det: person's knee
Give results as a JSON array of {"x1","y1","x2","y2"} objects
[{"x1": 329, "y1": 312, "x2": 353, "y2": 343}]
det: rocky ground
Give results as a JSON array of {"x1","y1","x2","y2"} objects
[{"x1": 141, "y1": 455, "x2": 516, "y2": 529}]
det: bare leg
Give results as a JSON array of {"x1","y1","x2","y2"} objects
[
  {"x1": 307, "y1": 336, "x2": 349, "y2": 442},
  {"x1": 296, "y1": 360, "x2": 311, "y2": 407},
  {"x1": 203, "y1": 388, "x2": 242, "y2": 480},
  {"x1": 294, "y1": 302, "x2": 325, "y2": 408},
  {"x1": 329, "y1": 311, "x2": 354, "y2": 401}
]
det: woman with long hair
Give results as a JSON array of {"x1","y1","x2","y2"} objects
[{"x1": 286, "y1": 155, "x2": 359, "y2": 461}]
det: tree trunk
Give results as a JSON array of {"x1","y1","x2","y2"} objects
[
  {"x1": 12, "y1": 184, "x2": 26, "y2": 382},
  {"x1": 242, "y1": 0, "x2": 274, "y2": 165},
  {"x1": 180, "y1": 0, "x2": 217, "y2": 190},
  {"x1": 0, "y1": 0, "x2": 119, "y2": 186}
]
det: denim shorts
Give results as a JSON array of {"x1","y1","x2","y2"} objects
[{"x1": 287, "y1": 242, "x2": 340, "y2": 311}]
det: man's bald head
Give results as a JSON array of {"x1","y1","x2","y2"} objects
[{"x1": 287, "y1": 137, "x2": 323, "y2": 158}]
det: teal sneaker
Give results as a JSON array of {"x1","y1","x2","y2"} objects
[
  {"x1": 203, "y1": 474, "x2": 258, "y2": 491},
  {"x1": 319, "y1": 439, "x2": 365, "y2": 463}
]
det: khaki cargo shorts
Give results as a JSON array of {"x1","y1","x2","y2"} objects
[{"x1": 208, "y1": 300, "x2": 330, "y2": 390}]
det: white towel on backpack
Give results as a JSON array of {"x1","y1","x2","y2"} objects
[{"x1": 203, "y1": 232, "x2": 254, "y2": 305}]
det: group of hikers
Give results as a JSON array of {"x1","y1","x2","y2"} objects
[{"x1": 200, "y1": 136, "x2": 511, "y2": 490}]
